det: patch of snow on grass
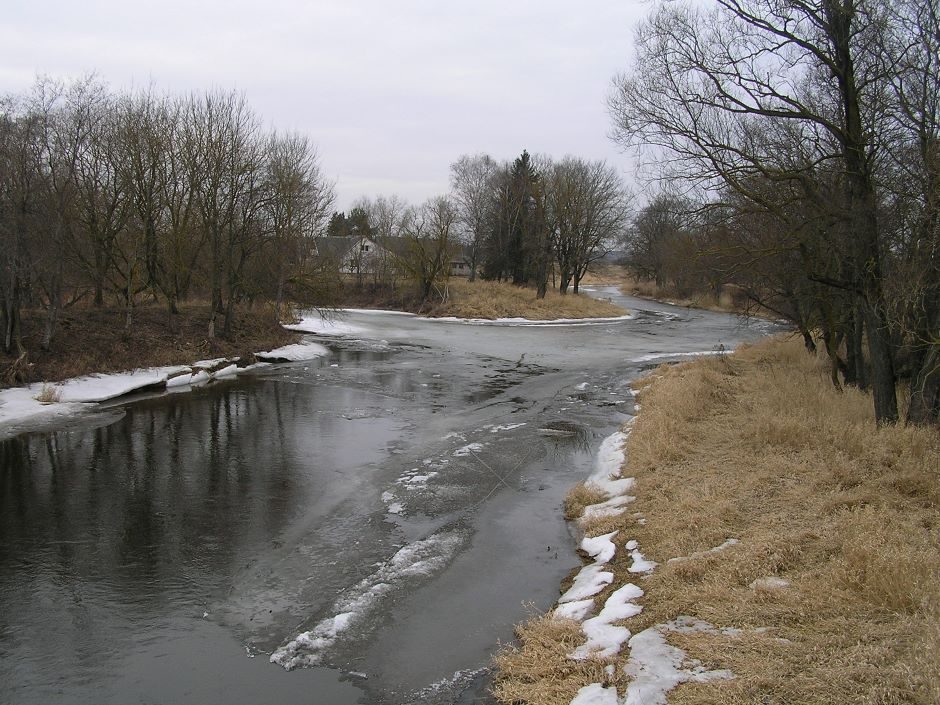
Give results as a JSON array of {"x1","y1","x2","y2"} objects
[
  {"x1": 629, "y1": 549, "x2": 657, "y2": 574},
  {"x1": 554, "y1": 599, "x2": 596, "y2": 622},
  {"x1": 559, "y1": 564, "x2": 615, "y2": 604},
  {"x1": 750, "y1": 576, "x2": 790, "y2": 591},
  {"x1": 623, "y1": 617, "x2": 735, "y2": 705},
  {"x1": 570, "y1": 682, "x2": 619, "y2": 705},
  {"x1": 581, "y1": 531, "x2": 618, "y2": 565},
  {"x1": 586, "y1": 431, "x2": 635, "y2": 497},
  {"x1": 570, "y1": 583, "x2": 645, "y2": 660},
  {"x1": 271, "y1": 530, "x2": 467, "y2": 669},
  {"x1": 193, "y1": 357, "x2": 226, "y2": 368},
  {"x1": 580, "y1": 495, "x2": 635, "y2": 523},
  {"x1": 427, "y1": 314, "x2": 635, "y2": 327}
]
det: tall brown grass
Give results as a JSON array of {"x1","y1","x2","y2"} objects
[
  {"x1": 494, "y1": 336, "x2": 940, "y2": 705},
  {"x1": 427, "y1": 279, "x2": 626, "y2": 320}
]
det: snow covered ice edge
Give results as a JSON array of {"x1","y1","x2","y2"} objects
[
  {"x1": 558, "y1": 427, "x2": 737, "y2": 705},
  {"x1": 0, "y1": 338, "x2": 331, "y2": 435}
]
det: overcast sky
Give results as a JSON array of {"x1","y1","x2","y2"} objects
[{"x1": 0, "y1": 1, "x2": 648, "y2": 211}]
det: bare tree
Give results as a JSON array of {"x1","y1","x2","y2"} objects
[
  {"x1": 610, "y1": 0, "x2": 903, "y2": 423},
  {"x1": 450, "y1": 153, "x2": 498, "y2": 281},
  {"x1": 547, "y1": 157, "x2": 630, "y2": 294},
  {"x1": 265, "y1": 131, "x2": 335, "y2": 315},
  {"x1": 398, "y1": 196, "x2": 459, "y2": 302}
]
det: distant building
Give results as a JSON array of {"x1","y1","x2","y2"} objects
[{"x1": 314, "y1": 235, "x2": 383, "y2": 274}]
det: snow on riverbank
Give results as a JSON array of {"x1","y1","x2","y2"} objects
[
  {"x1": 0, "y1": 339, "x2": 330, "y2": 437},
  {"x1": 554, "y1": 428, "x2": 739, "y2": 704},
  {"x1": 631, "y1": 350, "x2": 728, "y2": 363},
  {"x1": 283, "y1": 315, "x2": 368, "y2": 337}
]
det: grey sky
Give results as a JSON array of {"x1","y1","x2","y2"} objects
[{"x1": 0, "y1": 1, "x2": 647, "y2": 211}]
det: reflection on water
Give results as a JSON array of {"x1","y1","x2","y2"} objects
[
  {"x1": 0, "y1": 375, "x2": 404, "y2": 705},
  {"x1": 537, "y1": 421, "x2": 593, "y2": 456}
]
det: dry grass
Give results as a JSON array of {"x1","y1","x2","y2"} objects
[
  {"x1": 427, "y1": 279, "x2": 626, "y2": 320},
  {"x1": 494, "y1": 336, "x2": 940, "y2": 705},
  {"x1": 33, "y1": 383, "x2": 61, "y2": 403},
  {"x1": 563, "y1": 482, "x2": 609, "y2": 520}
]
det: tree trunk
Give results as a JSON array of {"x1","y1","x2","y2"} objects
[{"x1": 907, "y1": 342, "x2": 940, "y2": 425}]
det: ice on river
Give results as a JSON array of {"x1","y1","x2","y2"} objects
[
  {"x1": 270, "y1": 529, "x2": 468, "y2": 670},
  {"x1": 283, "y1": 315, "x2": 368, "y2": 337},
  {"x1": 0, "y1": 365, "x2": 196, "y2": 429},
  {"x1": 256, "y1": 341, "x2": 330, "y2": 362}
]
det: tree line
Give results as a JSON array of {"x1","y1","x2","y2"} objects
[
  {"x1": 329, "y1": 150, "x2": 631, "y2": 301},
  {"x1": 0, "y1": 76, "x2": 335, "y2": 358},
  {"x1": 611, "y1": 0, "x2": 939, "y2": 425}
]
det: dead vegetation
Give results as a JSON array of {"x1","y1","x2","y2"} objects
[
  {"x1": 0, "y1": 302, "x2": 299, "y2": 387},
  {"x1": 425, "y1": 279, "x2": 626, "y2": 320},
  {"x1": 494, "y1": 336, "x2": 940, "y2": 705}
]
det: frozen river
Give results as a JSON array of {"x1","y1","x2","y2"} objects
[{"x1": 0, "y1": 287, "x2": 778, "y2": 705}]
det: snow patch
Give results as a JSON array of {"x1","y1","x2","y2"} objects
[
  {"x1": 55, "y1": 366, "x2": 191, "y2": 403},
  {"x1": 629, "y1": 549, "x2": 657, "y2": 574},
  {"x1": 554, "y1": 599, "x2": 596, "y2": 622},
  {"x1": 623, "y1": 617, "x2": 735, "y2": 705},
  {"x1": 570, "y1": 683, "x2": 619, "y2": 705},
  {"x1": 559, "y1": 564, "x2": 615, "y2": 604},
  {"x1": 585, "y1": 431, "x2": 635, "y2": 497},
  {"x1": 750, "y1": 576, "x2": 790, "y2": 591},
  {"x1": 581, "y1": 531, "x2": 618, "y2": 565},
  {"x1": 427, "y1": 314, "x2": 635, "y2": 327},
  {"x1": 213, "y1": 363, "x2": 238, "y2": 378},
  {"x1": 570, "y1": 583, "x2": 645, "y2": 660},
  {"x1": 580, "y1": 495, "x2": 635, "y2": 522}
]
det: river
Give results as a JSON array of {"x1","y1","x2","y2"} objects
[{"x1": 0, "y1": 287, "x2": 778, "y2": 705}]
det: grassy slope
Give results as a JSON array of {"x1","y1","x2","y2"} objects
[
  {"x1": 426, "y1": 279, "x2": 626, "y2": 320},
  {"x1": 494, "y1": 336, "x2": 940, "y2": 705}
]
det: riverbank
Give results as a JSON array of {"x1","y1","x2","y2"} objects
[
  {"x1": 493, "y1": 336, "x2": 940, "y2": 705},
  {"x1": 1, "y1": 282, "x2": 624, "y2": 388},
  {"x1": 333, "y1": 279, "x2": 626, "y2": 320},
  {"x1": 0, "y1": 302, "x2": 300, "y2": 387}
]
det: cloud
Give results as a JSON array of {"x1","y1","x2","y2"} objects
[{"x1": 0, "y1": 0, "x2": 646, "y2": 210}]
